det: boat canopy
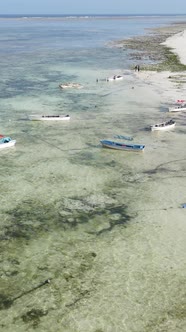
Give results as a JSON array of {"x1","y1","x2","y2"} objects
[{"x1": 0, "y1": 137, "x2": 12, "y2": 143}]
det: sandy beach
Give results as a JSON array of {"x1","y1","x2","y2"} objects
[
  {"x1": 163, "y1": 30, "x2": 186, "y2": 65},
  {"x1": 134, "y1": 29, "x2": 186, "y2": 104}
]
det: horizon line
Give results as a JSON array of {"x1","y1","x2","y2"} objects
[{"x1": 1, "y1": 13, "x2": 186, "y2": 16}]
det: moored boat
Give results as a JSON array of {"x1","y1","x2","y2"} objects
[
  {"x1": 106, "y1": 75, "x2": 123, "y2": 82},
  {"x1": 29, "y1": 114, "x2": 70, "y2": 121},
  {"x1": 100, "y1": 140, "x2": 145, "y2": 151},
  {"x1": 0, "y1": 137, "x2": 16, "y2": 149},
  {"x1": 169, "y1": 104, "x2": 186, "y2": 112},
  {"x1": 59, "y1": 83, "x2": 82, "y2": 89},
  {"x1": 150, "y1": 119, "x2": 176, "y2": 131}
]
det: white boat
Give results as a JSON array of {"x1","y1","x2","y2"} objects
[
  {"x1": 29, "y1": 114, "x2": 70, "y2": 121},
  {"x1": 151, "y1": 119, "x2": 176, "y2": 131},
  {"x1": 59, "y1": 83, "x2": 82, "y2": 89},
  {"x1": 106, "y1": 75, "x2": 123, "y2": 82},
  {"x1": 0, "y1": 137, "x2": 16, "y2": 149},
  {"x1": 169, "y1": 103, "x2": 186, "y2": 112}
]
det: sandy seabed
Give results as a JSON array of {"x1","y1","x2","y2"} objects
[{"x1": 0, "y1": 28, "x2": 186, "y2": 332}]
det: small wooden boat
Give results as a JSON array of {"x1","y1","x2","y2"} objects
[
  {"x1": 0, "y1": 137, "x2": 16, "y2": 149},
  {"x1": 106, "y1": 75, "x2": 123, "y2": 82},
  {"x1": 29, "y1": 114, "x2": 70, "y2": 121},
  {"x1": 100, "y1": 140, "x2": 145, "y2": 151},
  {"x1": 59, "y1": 83, "x2": 82, "y2": 89},
  {"x1": 151, "y1": 119, "x2": 176, "y2": 131},
  {"x1": 169, "y1": 104, "x2": 186, "y2": 112}
]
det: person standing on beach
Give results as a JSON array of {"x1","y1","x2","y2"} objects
[{"x1": 134, "y1": 65, "x2": 140, "y2": 71}]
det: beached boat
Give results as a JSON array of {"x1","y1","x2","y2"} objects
[
  {"x1": 100, "y1": 140, "x2": 145, "y2": 151},
  {"x1": 29, "y1": 114, "x2": 70, "y2": 121},
  {"x1": 0, "y1": 137, "x2": 16, "y2": 149},
  {"x1": 169, "y1": 103, "x2": 186, "y2": 112},
  {"x1": 151, "y1": 119, "x2": 176, "y2": 131},
  {"x1": 106, "y1": 75, "x2": 123, "y2": 82}
]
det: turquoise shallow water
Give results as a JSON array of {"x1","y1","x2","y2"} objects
[{"x1": 0, "y1": 15, "x2": 186, "y2": 332}]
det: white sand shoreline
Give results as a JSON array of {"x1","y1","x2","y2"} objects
[
  {"x1": 163, "y1": 29, "x2": 186, "y2": 65},
  {"x1": 134, "y1": 29, "x2": 186, "y2": 104}
]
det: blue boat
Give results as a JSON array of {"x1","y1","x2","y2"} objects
[{"x1": 100, "y1": 140, "x2": 145, "y2": 151}]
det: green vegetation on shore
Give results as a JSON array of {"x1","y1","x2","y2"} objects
[
  {"x1": 143, "y1": 46, "x2": 186, "y2": 72},
  {"x1": 114, "y1": 23, "x2": 186, "y2": 72}
]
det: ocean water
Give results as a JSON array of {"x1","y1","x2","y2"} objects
[{"x1": 0, "y1": 15, "x2": 186, "y2": 332}]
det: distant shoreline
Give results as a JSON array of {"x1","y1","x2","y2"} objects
[{"x1": 0, "y1": 14, "x2": 186, "y2": 20}]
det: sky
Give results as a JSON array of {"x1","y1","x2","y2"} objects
[{"x1": 0, "y1": 0, "x2": 186, "y2": 15}]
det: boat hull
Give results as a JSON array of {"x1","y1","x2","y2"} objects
[
  {"x1": 107, "y1": 75, "x2": 123, "y2": 81},
  {"x1": 151, "y1": 122, "x2": 176, "y2": 131},
  {"x1": 29, "y1": 115, "x2": 70, "y2": 121},
  {"x1": 0, "y1": 140, "x2": 16, "y2": 149},
  {"x1": 100, "y1": 140, "x2": 145, "y2": 151},
  {"x1": 169, "y1": 106, "x2": 186, "y2": 112},
  {"x1": 59, "y1": 83, "x2": 82, "y2": 89}
]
